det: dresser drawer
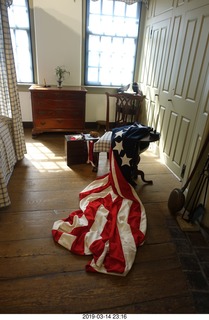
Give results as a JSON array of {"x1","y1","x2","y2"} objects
[
  {"x1": 32, "y1": 98, "x2": 84, "y2": 110},
  {"x1": 32, "y1": 91, "x2": 86, "y2": 101},
  {"x1": 34, "y1": 105, "x2": 84, "y2": 119},
  {"x1": 34, "y1": 118, "x2": 84, "y2": 130}
]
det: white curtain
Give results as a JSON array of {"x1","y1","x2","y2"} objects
[{"x1": 0, "y1": 0, "x2": 26, "y2": 160}]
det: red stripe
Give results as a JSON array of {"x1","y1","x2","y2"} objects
[
  {"x1": 88, "y1": 195, "x2": 126, "y2": 274},
  {"x1": 52, "y1": 229, "x2": 62, "y2": 243},
  {"x1": 128, "y1": 201, "x2": 145, "y2": 246},
  {"x1": 103, "y1": 197, "x2": 126, "y2": 274}
]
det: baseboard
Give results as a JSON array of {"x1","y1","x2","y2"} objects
[
  {"x1": 176, "y1": 213, "x2": 199, "y2": 231},
  {"x1": 22, "y1": 121, "x2": 99, "y2": 130},
  {"x1": 23, "y1": 121, "x2": 33, "y2": 128}
]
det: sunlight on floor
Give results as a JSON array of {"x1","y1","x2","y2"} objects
[{"x1": 25, "y1": 141, "x2": 72, "y2": 172}]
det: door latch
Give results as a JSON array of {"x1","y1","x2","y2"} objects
[{"x1": 181, "y1": 164, "x2": 186, "y2": 179}]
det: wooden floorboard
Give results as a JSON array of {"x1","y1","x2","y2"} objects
[
  {"x1": 0, "y1": 267, "x2": 193, "y2": 314},
  {"x1": 0, "y1": 129, "x2": 196, "y2": 314}
]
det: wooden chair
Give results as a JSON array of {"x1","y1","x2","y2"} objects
[
  {"x1": 93, "y1": 92, "x2": 159, "y2": 185},
  {"x1": 97, "y1": 92, "x2": 145, "y2": 132}
]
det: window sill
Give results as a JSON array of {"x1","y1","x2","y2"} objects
[{"x1": 83, "y1": 85, "x2": 118, "y2": 94}]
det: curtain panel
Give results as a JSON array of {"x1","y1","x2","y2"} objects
[
  {"x1": 92, "y1": 0, "x2": 149, "y2": 9},
  {"x1": 6, "y1": 0, "x2": 12, "y2": 7},
  {"x1": 0, "y1": 0, "x2": 26, "y2": 160},
  {"x1": 0, "y1": 0, "x2": 26, "y2": 207}
]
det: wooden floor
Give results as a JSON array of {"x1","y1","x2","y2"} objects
[{"x1": 0, "y1": 129, "x2": 196, "y2": 314}]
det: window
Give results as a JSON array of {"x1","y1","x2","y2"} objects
[
  {"x1": 85, "y1": 0, "x2": 141, "y2": 86},
  {"x1": 8, "y1": 0, "x2": 33, "y2": 83}
]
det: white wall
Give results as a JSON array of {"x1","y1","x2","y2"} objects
[
  {"x1": 33, "y1": 0, "x2": 82, "y2": 86},
  {"x1": 19, "y1": 0, "x2": 107, "y2": 123},
  {"x1": 19, "y1": 92, "x2": 33, "y2": 120}
]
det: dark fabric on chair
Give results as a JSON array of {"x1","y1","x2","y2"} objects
[{"x1": 111, "y1": 123, "x2": 152, "y2": 185}]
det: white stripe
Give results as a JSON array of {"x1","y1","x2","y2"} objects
[
  {"x1": 81, "y1": 174, "x2": 109, "y2": 193},
  {"x1": 53, "y1": 215, "x2": 88, "y2": 233},
  {"x1": 110, "y1": 152, "x2": 124, "y2": 198},
  {"x1": 139, "y1": 203, "x2": 147, "y2": 240},
  {"x1": 84, "y1": 204, "x2": 109, "y2": 254},
  {"x1": 58, "y1": 233, "x2": 77, "y2": 251},
  {"x1": 53, "y1": 215, "x2": 88, "y2": 251},
  {"x1": 116, "y1": 198, "x2": 137, "y2": 276},
  {"x1": 94, "y1": 241, "x2": 109, "y2": 268},
  {"x1": 80, "y1": 185, "x2": 117, "y2": 212}
]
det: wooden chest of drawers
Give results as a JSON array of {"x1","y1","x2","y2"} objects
[{"x1": 29, "y1": 85, "x2": 87, "y2": 137}]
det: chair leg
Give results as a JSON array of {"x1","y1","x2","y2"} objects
[
  {"x1": 135, "y1": 169, "x2": 153, "y2": 185},
  {"x1": 132, "y1": 154, "x2": 153, "y2": 185},
  {"x1": 92, "y1": 152, "x2": 99, "y2": 172}
]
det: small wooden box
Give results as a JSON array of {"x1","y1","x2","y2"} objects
[{"x1": 65, "y1": 135, "x2": 88, "y2": 166}]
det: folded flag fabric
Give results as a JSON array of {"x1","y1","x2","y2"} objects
[{"x1": 52, "y1": 123, "x2": 150, "y2": 276}]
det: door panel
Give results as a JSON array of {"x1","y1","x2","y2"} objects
[
  {"x1": 166, "y1": 6, "x2": 209, "y2": 178},
  {"x1": 162, "y1": 15, "x2": 182, "y2": 93},
  {"x1": 140, "y1": 3, "x2": 209, "y2": 179}
]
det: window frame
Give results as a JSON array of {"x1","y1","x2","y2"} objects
[
  {"x1": 84, "y1": 0, "x2": 142, "y2": 88},
  {"x1": 8, "y1": 0, "x2": 35, "y2": 85}
]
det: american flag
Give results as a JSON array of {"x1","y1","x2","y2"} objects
[{"x1": 52, "y1": 123, "x2": 151, "y2": 276}]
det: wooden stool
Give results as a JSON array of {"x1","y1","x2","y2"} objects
[{"x1": 65, "y1": 135, "x2": 87, "y2": 166}]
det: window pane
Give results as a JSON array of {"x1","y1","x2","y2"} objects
[
  {"x1": 89, "y1": 35, "x2": 101, "y2": 51},
  {"x1": 112, "y1": 37, "x2": 123, "y2": 52},
  {"x1": 89, "y1": 14, "x2": 101, "y2": 33},
  {"x1": 126, "y1": 3, "x2": 138, "y2": 17},
  {"x1": 102, "y1": 1, "x2": 113, "y2": 15},
  {"x1": 126, "y1": 19, "x2": 138, "y2": 37},
  {"x1": 114, "y1": 17, "x2": 126, "y2": 36},
  {"x1": 89, "y1": 0, "x2": 101, "y2": 14},
  {"x1": 85, "y1": 0, "x2": 141, "y2": 86},
  {"x1": 88, "y1": 68, "x2": 99, "y2": 83},
  {"x1": 100, "y1": 52, "x2": 111, "y2": 67},
  {"x1": 89, "y1": 52, "x2": 100, "y2": 67},
  {"x1": 114, "y1": 2, "x2": 125, "y2": 16},
  {"x1": 13, "y1": 0, "x2": 26, "y2": 5},
  {"x1": 8, "y1": 0, "x2": 33, "y2": 83},
  {"x1": 8, "y1": 6, "x2": 29, "y2": 29}
]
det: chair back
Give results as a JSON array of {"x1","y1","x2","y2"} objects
[{"x1": 105, "y1": 92, "x2": 145, "y2": 131}]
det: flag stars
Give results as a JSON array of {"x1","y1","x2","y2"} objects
[
  {"x1": 113, "y1": 140, "x2": 124, "y2": 154},
  {"x1": 120, "y1": 153, "x2": 132, "y2": 167},
  {"x1": 114, "y1": 130, "x2": 124, "y2": 138}
]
